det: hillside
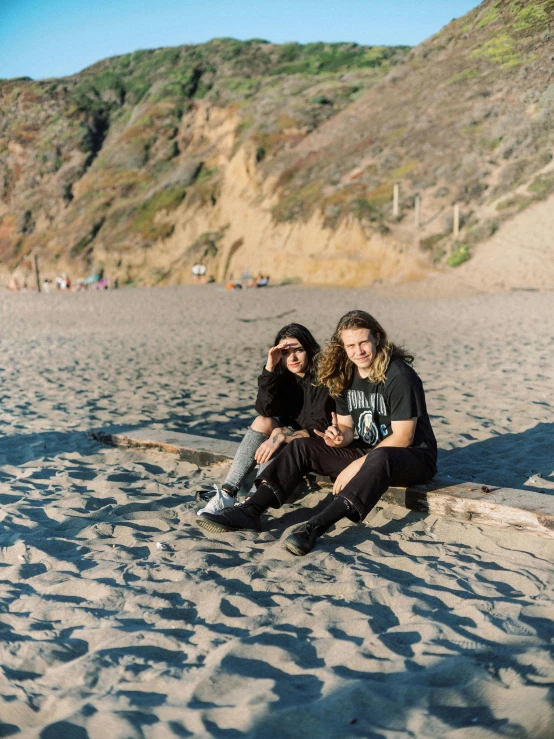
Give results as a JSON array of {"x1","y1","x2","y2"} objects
[
  {"x1": 0, "y1": 40, "x2": 409, "y2": 286},
  {"x1": 268, "y1": 0, "x2": 554, "y2": 272},
  {"x1": 1, "y1": 0, "x2": 554, "y2": 288}
]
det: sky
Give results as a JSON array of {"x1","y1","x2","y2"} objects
[{"x1": 0, "y1": 0, "x2": 480, "y2": 81}]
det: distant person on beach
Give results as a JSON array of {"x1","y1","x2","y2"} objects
[
  {"x1": 197, "y1": 310, "x2": 437, "y2": 555},
  {"x1": 256, "y1": 274, "x2": 269, "y2": 287},
  {"x1": 192, "y1": 263, "x2": 202, "y2": 282},
  {"x1": 196, "y1": 323, "x2": 334, "y2": 521}
]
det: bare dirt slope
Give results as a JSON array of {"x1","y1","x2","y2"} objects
[
  {"x1": 458, "y1": 189, "x2": 554, "y2": 291},
  {"x1": 373, "y1": 188, "x2": 554, "y2": 298}
]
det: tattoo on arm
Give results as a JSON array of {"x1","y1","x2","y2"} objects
[{"x1": 280, "y1": 429, "x2": 309, "y2": 443}]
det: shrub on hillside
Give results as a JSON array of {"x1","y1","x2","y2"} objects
[{"x1": 447, "y1": 243, "x2": 471, "y2": 267}]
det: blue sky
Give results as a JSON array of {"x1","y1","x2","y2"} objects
[{"x1": 0, "y1": 0, "x2": 480, "y2": 80}]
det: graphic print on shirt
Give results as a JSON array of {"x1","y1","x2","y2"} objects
[
  {"x1": 358, "y1": 410, "x2": 379, "y2": 445},
  {"x1": 346, "y1": 389, "x2": 388, "y2": 447}
]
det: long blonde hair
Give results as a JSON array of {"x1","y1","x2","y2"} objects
[{"x1": 317, "y1": 310, "x2": 414, "y2": 397}]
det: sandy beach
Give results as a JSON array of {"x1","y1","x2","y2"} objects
[{"x1": 0, "y1": 284, "x2": 553, "y2": 738}]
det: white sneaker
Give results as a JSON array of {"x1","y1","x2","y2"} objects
[{"x1": 196, "y1": 485, "x2": 236, "y2": 517}]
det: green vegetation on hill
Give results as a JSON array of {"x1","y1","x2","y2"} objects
[{"x1": 73, "y1": 38, "x2": 408, "y2": 107}]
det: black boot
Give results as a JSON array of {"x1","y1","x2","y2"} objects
[
  {"x1": 285, "y1": 496, "x2": 352, "y2": 556},
  {"x1": 196, "y1": 482, "x2": 278, "y2": 534}
]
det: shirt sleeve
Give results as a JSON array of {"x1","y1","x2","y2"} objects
[
  {"x1": 254, "y1": 368, "x2": 281, "y2": 417},
  {"x1": 335, "y1": 392, "x2": 349, "y2": 417},
  {"x1": 385, "y1": 370, "x2": 425, "y2": 421}
]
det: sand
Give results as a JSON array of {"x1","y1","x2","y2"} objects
[{"x1": 0, "y1": 284, "x2": 553, "y2": 738}]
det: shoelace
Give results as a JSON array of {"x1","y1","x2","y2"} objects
[
  {"x1": 297, "y1": 521, "x2": 318, "y2": 536},
  {"x1": 235, "y1": 501, "x2": 255, "y2": 511},
  {"x1": 196, "y1": 484, "x2": 220, "y2": 503},
  {"x1": 207, "y1": 485, "x2": 225, "y2": 505}
]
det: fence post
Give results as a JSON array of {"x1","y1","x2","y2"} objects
[
  {"x1": 33, "y1": 254, "x2": 41, "y2": 293},
  {"x1": 393, "y1": 183, "x2": 400, "y2": 217},
  {"x1": 414, "y1": 196, "x2": 421, "y2": 228},
  {"x1": 453, "y1": 204, "x2": 460, "y2": 239}
]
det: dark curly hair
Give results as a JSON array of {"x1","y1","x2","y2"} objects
[{"x1": 273, "y1": 323, "x2": 320, "y2": 382}]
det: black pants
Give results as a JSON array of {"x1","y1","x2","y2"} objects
[{"x1": 257, "y1": 437, "x2": 436, "y2": 521}]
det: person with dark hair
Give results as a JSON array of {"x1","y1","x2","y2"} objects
[
  {"x1": 197, "y1": 310, "x2": 437, "y2": 555},
  {"x1": 196, "y1": 323, "x2": 334, "y2": 522}
]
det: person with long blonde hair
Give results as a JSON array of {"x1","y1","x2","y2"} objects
[{"x1": 198, "y1": 310, "x2": 437, "y2": 555}]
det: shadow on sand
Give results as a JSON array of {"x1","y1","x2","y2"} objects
[{"x1": 438, "y1": 421, "x2": 554, "y2": 492}]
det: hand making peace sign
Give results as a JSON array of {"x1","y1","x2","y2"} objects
[{"x1": 313, "y1": 412, "x2": 345, "y2": 447}]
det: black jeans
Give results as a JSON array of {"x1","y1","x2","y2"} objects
[{"x1": 257, "y1": 437, "x2": 436, "y2": 521}]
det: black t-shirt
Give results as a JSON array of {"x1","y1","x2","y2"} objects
[{"x1": 335, "y1": 358, "x2": 437, "y2": 465}]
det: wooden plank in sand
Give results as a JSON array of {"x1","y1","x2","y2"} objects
[
  {"x1": 90, "y1": 427, "x2": 554, "y2": 539},
  {"x1": 382, "y1": 480, "x2": 554, "y2": 540},
  {"x1": 90, "y1": 427, "x2": 240, "y2": 467}
]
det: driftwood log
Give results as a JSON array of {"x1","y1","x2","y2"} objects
[{"x1": 90, "y1": 427, "x2": 554, "y2": 540}]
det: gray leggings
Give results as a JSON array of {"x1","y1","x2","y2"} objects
[{"x1": 223, "y1": 426, "x2": 290, "y2": 496}]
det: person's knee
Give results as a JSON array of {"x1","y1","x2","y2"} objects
[
  {"x1": 363, "y1": 446, "x2": 392, "y2": 472},
  {"x1": 288, "y1": 436, "x2": 320, "y2": 462},
  {"x1": 251, "y1": 416, "x2": 276, "y2": 435},
  {"x1": 370, "y1": 447, "x2": 389, "y2": 462}
]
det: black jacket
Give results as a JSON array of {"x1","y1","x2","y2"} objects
[{"x1": 254, "y1": 367, "x2": 334, "y2": 436}]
